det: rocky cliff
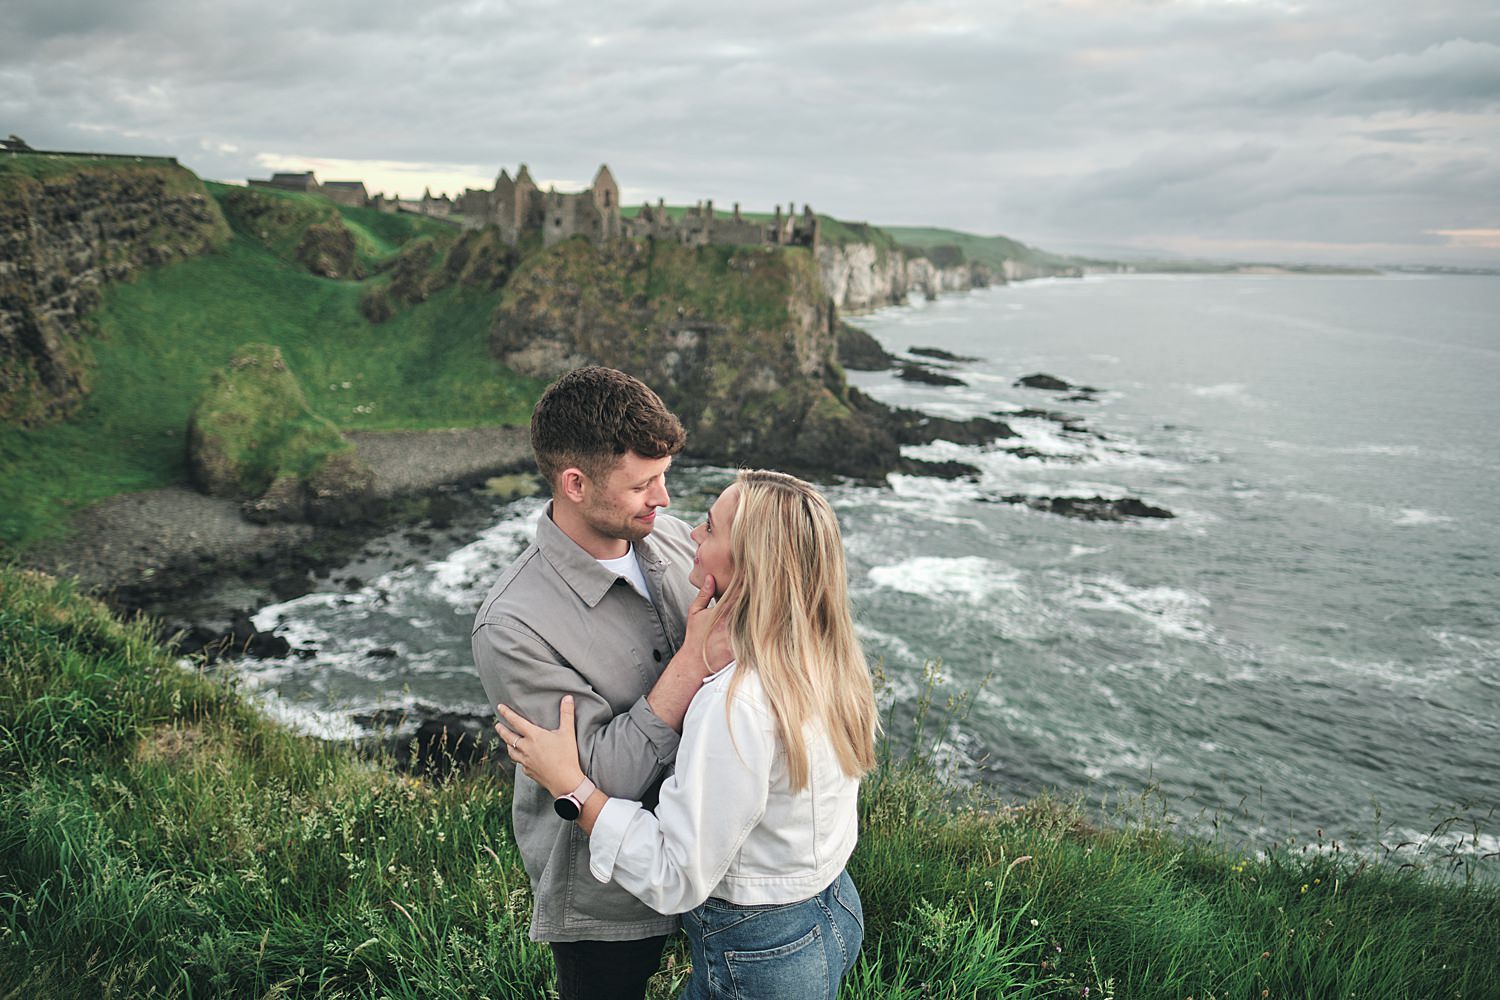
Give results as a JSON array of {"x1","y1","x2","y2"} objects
[
  {"x1": 492, "y1": 239, "x2": 904, "y2": 479},
  {"x1": 0, "y1": 157, "x2": 230, "y2": 425},
  {"x1": 815, "y1": 242, "x2": 992, "y2": 312}
]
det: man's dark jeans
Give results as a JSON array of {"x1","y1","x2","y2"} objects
[{"x1": 551, "y1": 934, "x2": 671, "y2": 1000}]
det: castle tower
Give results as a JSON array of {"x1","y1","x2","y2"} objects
[{"x1": 591, "y1": 164, "x2": 620, "y2": 239}]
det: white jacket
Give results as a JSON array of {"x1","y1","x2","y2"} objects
[{"x1": 587, "y1": 661, "x2": 860, "y2": 914}]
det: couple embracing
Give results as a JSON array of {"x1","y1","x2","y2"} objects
[{"x1": 472, "y1": 367, "x2": 877, "y2": 1000}]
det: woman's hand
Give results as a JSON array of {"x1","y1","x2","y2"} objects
[{"x1": 495, "y1": 696, "x2": 586, "y2": 797}]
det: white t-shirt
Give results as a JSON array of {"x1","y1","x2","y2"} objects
[{"x1": 597, "y1": 546, "x2": 653, "y2": 604}]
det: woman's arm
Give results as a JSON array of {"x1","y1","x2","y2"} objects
[
  {"x1": 586, "y1": 673, "x2": 775, "y2": 914},
  {"x1": 499, "y1": 671, "x2": 777, "y2": 915}
]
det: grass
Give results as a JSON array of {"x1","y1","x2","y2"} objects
[
  {"x1": 0, "y1": 188, "x2": 543, "y2": 551},
  {"x1": 187, "y1": 342, "x2": 353, "y2": 497},
  {"x1": 1, "y1": 564, "x2": 1496, "y2": 998},
  {"x1": 618, "y1": 203, "x2": 899, "y2": 251},
  {"x1": 0, "y1": 154, "x2": 187, "y2": 185},
  {"x1": 883, "y1": 225, "x2": 1079, "y2": 272}
]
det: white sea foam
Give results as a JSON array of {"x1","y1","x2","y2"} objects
[
  {"x1": 868, "y1": 556, "x2": 1022, "y2": 604},
  {"x1": 1060, "y1": 575, "x2": 1212, "y2": 641},
  {"x1": 1268, "y1": 440, "x2": 1422, "y2": 458},
  {"x1": 1185, "y1": 382, "x2": 1269, "y2": 409},
  {"x1": 1426, "y1": 629, "x2": 1500, "y2": 661},
  {"x1": 1391, "y1": 508, "x2": 1454, "y2": 526},
  {"x1": 243, "y1": 691, "x2": 366, "y2": 741},
  {"x1": 425, "y1": 500, "x2": 545, "y2": 604}
]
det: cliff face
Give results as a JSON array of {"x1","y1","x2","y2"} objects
[
  {"x1": 0, "y1": 159, "x2": 230, "y2": 425},
  {"x1": 491, "y1": 239, "x2": 901, "y2": 478},
  {"x1": 816, "y1": 243, "x2": 991, "y2": 312}
]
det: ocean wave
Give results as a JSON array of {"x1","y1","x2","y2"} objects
[
  {"x1": 1268, "y1": 440, "x2": 1422, "y2": 458},
  {"x1": 1427, "y1": 628, "x2": 1500, "y2": 655},
  {"x1": 425, "y1": 500, "x2": 546, "y2": 605},
  {"x1": 1059, "y1": 575, "x2": 1213, "y2": 641},
  {"x1": 1392, "y1": 508, "x2": 1455, "y2": 526},
  {"x1": 1184, "y1": 382, "x2": 1268, "y2": 408},
  {"x1": 1284, "y1": 491, "x2": 1455, "y2": 528},
  {"x1": 868, "y1": 555, "x2": 1023, "y2": 604}
]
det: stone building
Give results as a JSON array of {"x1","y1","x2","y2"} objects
[
  {"x1": 322, "y1": 180, "x2": 369, "y2": 207},
  {"x1": 419, "y1": 188, "x2": 454, "y2": 218},
  {"x1": 244, "y1": 161, "x2": 817, "y2": 252},
  {"x1": 248, "y1": 171, "x2": 320, "y2": 194},
  {"x1": 622, "y1": 198, "x2": 818, "y2": 252},
  {"x1": 459, "y1": 164, "x2": 620, "y2": 247}
]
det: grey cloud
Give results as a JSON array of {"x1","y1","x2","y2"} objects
[{"x1": 5, "y1": 0, "x2": 1498, "y2": 265}]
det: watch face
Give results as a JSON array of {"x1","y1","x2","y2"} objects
[{"x1": 554, "y1": 795, "x2": 581, "y2": 821}]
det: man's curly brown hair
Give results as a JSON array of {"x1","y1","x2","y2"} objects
[{"x1": 530, "y1": 366, "x2": 686, "y2": 489}]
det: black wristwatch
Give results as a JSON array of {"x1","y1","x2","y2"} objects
[{"x1": 554, "y1": 776, "x2": 597, "y2": 821}]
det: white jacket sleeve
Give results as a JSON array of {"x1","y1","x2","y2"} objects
[{"x1": 587, "y1": 668, "x2": 776, "y2": 914}]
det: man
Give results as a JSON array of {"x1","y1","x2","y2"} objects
[{"x1": 472, "y1": 366, "x2": 722, "y2": 1000}]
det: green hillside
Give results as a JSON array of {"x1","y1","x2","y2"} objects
[
  {"x1": 0, "y1": 184, "x2": 541, "y2": 550},
  {"x1": 883, "y1": 225, "x2": 1079, "y2": 271}
]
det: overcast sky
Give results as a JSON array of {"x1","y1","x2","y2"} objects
[{"x1": 6, "y1": 0, "x2": 1499, "y2": 266}]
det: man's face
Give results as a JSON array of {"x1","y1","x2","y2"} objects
[{"x1": 578, "y1": 451, "x2": 673, "y2": 544}]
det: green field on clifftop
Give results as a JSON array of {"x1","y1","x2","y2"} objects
[
  {"x1": 883, "y1": 225, "x2": 1078, "y2": 271},
  {"x1": 0, "y1": 186, "x2": 541, "y2": 549}
]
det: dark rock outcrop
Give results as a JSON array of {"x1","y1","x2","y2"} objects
[
  {"x1": 1016, "y1": 373, "x2": 1073, "y2": 391},
  {"x1": 989, "y1": 495, "x2": 1174, "y2": 521},
  {"x1": 835, "y1": 321, "x2": 895, "y2": 371},
  {"x1": 1015, "y1": 373, "x2": 1102, "y2": 399},
  {"x1": 167, "y1": 612, "x2": 291, "y2": 662},
  {"x1": 896, "y1": 363, "x2": 966, "y2": 386},
  {"x1": 909, "y1": 346, "x2": 980, "y2": 362},
  {"x1": 295, "y1": 219, "x2": 360, "y2": 279},
  {"x1": 852, "y1": 388, "x2": 1017, "y2": 447}
]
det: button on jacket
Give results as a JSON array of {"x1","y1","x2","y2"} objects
[
  {"x1": 472, "y1": 506, "x2": 698, "y2": 942},
  {"x1": 588, "y1": 661, "x2": 861, "y2": 915}
]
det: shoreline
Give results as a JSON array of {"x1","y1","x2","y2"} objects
[{"x1": 24, "y1": 425, "x2": 533, "y2": 617}]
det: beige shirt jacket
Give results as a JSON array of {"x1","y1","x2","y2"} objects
[{"x1": 472, "y1": 506, "x2": 698, "y2": 942}]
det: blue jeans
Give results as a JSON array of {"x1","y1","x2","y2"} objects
[{"x1": 682, "y1": 869, "x2": 864, "y2": 1000}]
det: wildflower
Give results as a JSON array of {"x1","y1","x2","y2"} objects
[
  {"x1": 1300, "y1": 884, "x2": 1308, "y2": 893},
  {"x1": 1260, "y1": 951, "x2": 1270, "y2": 959},
  {"x1": 1030, "y1": 918, "x2": 1040, "y2": 927}
]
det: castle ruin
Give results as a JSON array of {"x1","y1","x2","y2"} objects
[{"x1": 248, "y1": 163, "x2": 818, "y2": 252}]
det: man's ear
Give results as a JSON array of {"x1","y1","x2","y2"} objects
[{"x1": 559, "y1": 468, "x2": 588, "y2": 504}]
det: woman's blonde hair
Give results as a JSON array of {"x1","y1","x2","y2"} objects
[{"x1": 711, "y1": 469, "x2": 879, "y2": 792}]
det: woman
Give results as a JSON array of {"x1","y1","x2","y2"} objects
[{"x1": 497, "y1": 469, "x2": 879, "y2": 1000}]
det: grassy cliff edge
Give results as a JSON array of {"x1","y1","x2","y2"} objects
[{"x1": 2, "y1": 564, "x2": 1495, "y2": 998}]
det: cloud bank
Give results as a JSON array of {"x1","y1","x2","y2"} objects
[{"x1": 6, "y1": 0, "x2": 1498, "y2": 266}]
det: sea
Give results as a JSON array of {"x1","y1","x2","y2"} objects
[{"x1": 245, "y1": 271, "x2": 1500, "y2": 868}]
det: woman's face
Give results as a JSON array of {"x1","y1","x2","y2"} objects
[{"x1": 689, "y1": 484, "x2": 739, "y2": 597}]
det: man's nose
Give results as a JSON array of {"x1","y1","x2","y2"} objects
[{"x1": 648, "y1": 478, "x2": 670, "y2": 509}]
